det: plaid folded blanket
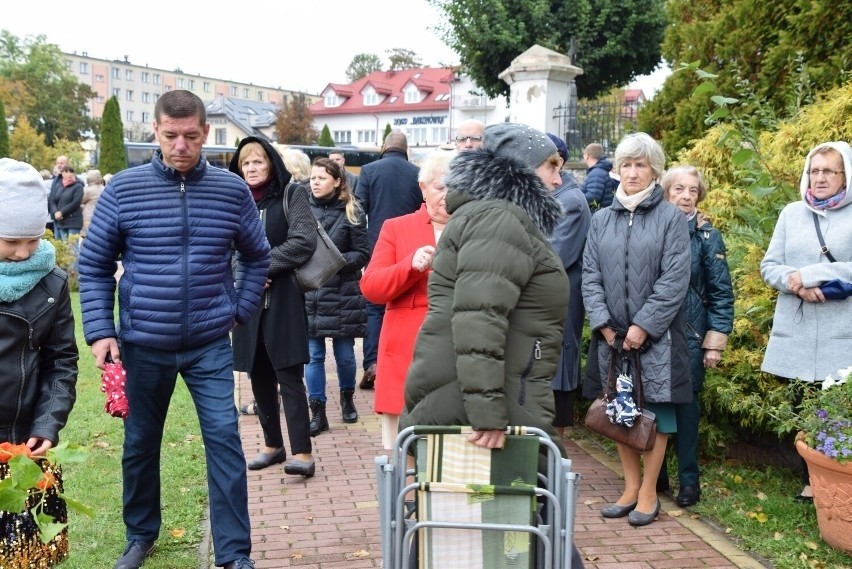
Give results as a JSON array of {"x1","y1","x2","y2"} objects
[{"x1": 415, "y1": 429, "x2": 538, "y2": 569}]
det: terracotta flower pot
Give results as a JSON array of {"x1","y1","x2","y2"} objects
[{"x1": 795, "y1": 439, "x2": 852, "y2": 554}]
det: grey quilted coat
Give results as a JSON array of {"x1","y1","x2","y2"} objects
[
  {"x1": 582, "y1": 185, "x2": 693, "y2": 404},
  {"x1": 400, "y1": 149, "x2": 569, "y2": 441}
]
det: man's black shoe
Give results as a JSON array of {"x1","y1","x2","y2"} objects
[
  {"x1": 114, "y1": 539, "x2": 155, "y2": 569},
  {"x1": 676, "y1": 484, "x2": 701, "y2": 507},
  {"x1": 224, "y1": 558, "x2": 256, "y2": 569}
]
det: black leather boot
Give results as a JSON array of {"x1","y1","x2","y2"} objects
[
  {"x1": 309, "y1": 399, "x2": 329, "y2": 437},
  {"x1": 340, "y1": 389, "x2": 358, "y2": 423}
]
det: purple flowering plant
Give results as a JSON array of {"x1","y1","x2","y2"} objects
[{"x1": 793, "y1": 367, "x2": 852, "y2": 463}]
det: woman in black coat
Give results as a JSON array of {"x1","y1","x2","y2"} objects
[
  {"x1": 49, "y1": 165, "x2": 84, "y2": 241},
  {"x1": 304, "y1": 158, "x2": 369, "y2": 436},
  {"x1": 229, "y1": 137, "x2": 318, "y2": 477}
]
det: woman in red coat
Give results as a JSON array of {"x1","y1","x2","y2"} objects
[{"x1": 360, "y1": 151, "x2": 454, "y2": 449}]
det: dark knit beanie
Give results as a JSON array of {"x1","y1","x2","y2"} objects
[{"x1": 484, "y1": 123, "x2": 558, "y2": 170}]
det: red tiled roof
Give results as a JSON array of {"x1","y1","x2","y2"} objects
[
  {"x1": 312, "y1": 67, "x2": 454, "y2": 116},
  {"x1": 623, "y1": 89, "x2": 645, "y2": 101}
]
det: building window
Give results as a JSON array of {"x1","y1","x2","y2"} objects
[
  {"x1": 407, "y1": 128, "x2": 428, "y2": 145},
  {"x1": 357, "y1": 130, "x2": 376, "y2": 144},
  {"x1": 243, "y1": 87, "x2": 250, "y2": 98},
  {"x1": 333, "y1": 131, "x2": 352, "y2": 144},
  {"x1": 188, "y1": 79, "x2": 195, "y2": 90},
  {"x1": 126, "y1": 90, "x2": 134, "y2": 102},
  {"x1": 96, "y1": 95, "x2": 105, "y2": 103},
  {"x1": 79, "y1": 62, "x2": 88, "y2": 74},
  {"x1": 95, "y1": 74, "x2": 104, "y2": 82},
  {"x1": 165, "y1": 85, "x2": 172, "y2": 92},
  {"x1": 141, "y1": 72, "x2": 149, "y2": 83},
  {"x1": 230, "y1": 86, "x2": 237, "y2": 96},
  {"x1": 126, "y1": 110, "x2": 134, "y2": 121},
  {"x1": 215, "y1": 128, "x2": 227, "y2": 145},
  {"x1": 153, "y1": 74, "x2": 161, "y2": 85},
  {"x1": 125, "y1": 69, "x2": 133, "y2": 80},
  {"x1": 112, "y1": 68, "x2": 120, "y2": 79},
  {"x1": 257, "y1": 91, "x2": 264, "y2": 101},
  {"x1": 432, "y1": 127, "x2": 448, "y2": 144},
  {"x1": 177, "y1": 78, "x2": 185, "y2": 88},
  {"x1": 142, "y1": 112, "x2": 150, "y2": 123},
  {"x1": 142, "y1": 92, "x2": 150, "y2": 103},
  {"x1": 204, "y1": 81, "x2": 211, "y2": 93},
  {"x1": 154, "y1": 94, "x2": 160, "y2": 103},
  {"x1": 404, "y1": 85, "x2": 421, "y2": 104},
  {"x1": 364, "y1": 92, "x2": 378, "y2": 105},
  {"x1": 324, "y1": 93, "x2": 341, "y2": 107},
  {"x1": 112, "y1": 88, "x2": 120, "y2": 98}
]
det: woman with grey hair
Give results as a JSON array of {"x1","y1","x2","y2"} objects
[
  {"x1": 658, "y1": 165, "x2": 734, "y2": 508},
  {"x1": 80, "y1": 169, "x2": 105, "y2": 238},
  {"x1": 582, "y1": 132, "x2": 692, "y2": 526}
]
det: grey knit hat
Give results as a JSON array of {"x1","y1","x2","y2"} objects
[
  {"x1": 484, "y1": 123, "x2": 558, "y2": 170},
  {"x1": 0, "y1": 158, "x2": 49, "y2": 238}
]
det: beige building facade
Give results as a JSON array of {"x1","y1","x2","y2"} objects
[{"x1": 62, "y1": 51, "x2": 317, "y2": 143}]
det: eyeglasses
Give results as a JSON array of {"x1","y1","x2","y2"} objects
[
  {"x1": 455, "y1": 135, "x2": 483, "y2": 143},
  {"x1": 808, "y1": 168, "x2": 845, "y2": 178}
]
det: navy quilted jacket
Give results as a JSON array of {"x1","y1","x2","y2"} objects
[
  {"x1": 683, "y1": 214, "x2": 734, "y2": 391},
  {"x1": 78, "y1": 151, "x2": 270, "y2": 350},
  {"x1": 580, "y1": 158, "x2": 617, "y2": 210}
]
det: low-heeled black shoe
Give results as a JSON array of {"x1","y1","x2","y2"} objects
[
  {"x1": 676, "y1": 484, "x2": 701, "y2": 507},
  {"x1": 283, "y1": 457, "x2": 316, "y2": 478},
  {"x1": 794, "y1": 493, "x2": 814, "y2": 503},
  {"x1": 247, "y1": 448, "x2": 286, "y2": 471},
  {"x1": 628, "y1": 500, "x2": 661, "y2": 526},
  {"x1": 601, "y1": 501, "x2": 637, "y2": 518}
]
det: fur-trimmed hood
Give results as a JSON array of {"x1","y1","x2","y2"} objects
[{"x1": 444, "y1": 149, "x2": 563, "y2": 235}]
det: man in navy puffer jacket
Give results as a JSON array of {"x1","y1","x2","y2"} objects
[
  {"x1": 580, "y1": 142, "x2": 618, "y2": 211},
  {"x1": 78, "y1": 90, "x2": 269, "y2": 569}
]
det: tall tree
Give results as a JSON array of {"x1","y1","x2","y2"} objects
[
  {"x1": 638, "y1": 0, "x2": 852, "y2": 156},
  {"x1": 274, "y1": 94, "x2": 319, "y2": 145},
  {"x1": 318, "y1": 125, "x2": 334, "y2": 147},
  {"x1": 0, "y1": 99, "x2": 9, "y2": 158},
  {"x1": 0, "y1": 31, "x2": 95, "y2": 145},
  {"x1": 386, "y1": 48, "x2": 422, "y2": 71},
  {"x1": 429, "y1": 0, "x2": 666, "y2": 100},
  {"x1": 99, "y1": 96, "x2": 127, "y2": 175},
  {"x1": 345, "y1": 53, "x2": 383, "y2": 83},
  {"x1": 8, "y1": 116, "x2": 52, "y2": 169}
]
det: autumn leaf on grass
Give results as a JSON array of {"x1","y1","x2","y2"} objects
[
  {"x1": 352, "y1": 550, "x2": 370, "y2": 558},
  {"x1": 179, "y1": 487, "x2": 190, "y2": 494},
  {"x1": 756, "y1": 491, "x2": 767, "y2": 501},
  {"x1": 169, "y1": 528, "x2": 186, "y2": 538},
  {"x1": 804, "y1": 541, "x2": 819, "y2": 551},
  {"x1": 93, "y1": 441, "x2": 110, "y2": 449},
  {"x1": 746, "y1": 510, "x2": 768, "y2": 523}
]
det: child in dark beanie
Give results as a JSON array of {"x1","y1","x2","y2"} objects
[{"x1": 0, "y1": 157, "x2": 78, "y2": 566}]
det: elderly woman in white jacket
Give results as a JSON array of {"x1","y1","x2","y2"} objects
[{"x1": 760, "y1": 140, "x2": 852, "y2": 500}]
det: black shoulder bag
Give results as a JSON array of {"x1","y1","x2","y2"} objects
[{"x1": 282, "y1": 183, "x2": 346, "y2": 292}]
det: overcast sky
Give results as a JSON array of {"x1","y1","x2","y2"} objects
[{"x1": 4, "y1": 0, "x2": 668, "y2": 96}]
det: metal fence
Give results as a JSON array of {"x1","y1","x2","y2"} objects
[{"x1": 553, "y1": 95, "x2": 640, "y2": 160}]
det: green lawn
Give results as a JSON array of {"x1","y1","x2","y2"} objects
[{"x1": 58, "y1": 293, "x2": 208, "y2": 568}]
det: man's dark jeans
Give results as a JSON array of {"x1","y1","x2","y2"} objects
[
  {"x1": 122, "y1": 336, "x2": 251, "y2": 566},
  {"x1": 363, "y1": 301, "x2": 386, "y2": 369}
]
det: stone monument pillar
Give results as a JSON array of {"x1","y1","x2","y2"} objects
[{"x1": 498, "y1": 45, "x2": 583, "y2": 135}]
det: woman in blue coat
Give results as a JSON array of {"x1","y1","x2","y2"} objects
[{"x1": 659, "y1": 165, "x2": 734, "y2": 507}]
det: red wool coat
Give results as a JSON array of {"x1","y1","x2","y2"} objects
[{"x1": 360, "y1": 205, "x2": 436, "y2": 414}]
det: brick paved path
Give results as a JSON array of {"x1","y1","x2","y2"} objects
[{"x1": 226, "y1": 339, "x2": 766, "y2": 569}]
